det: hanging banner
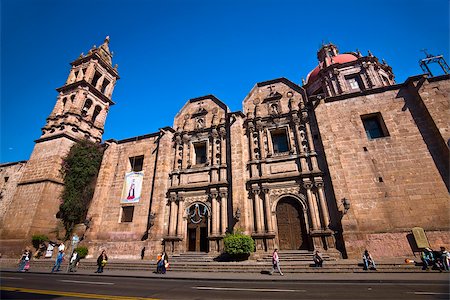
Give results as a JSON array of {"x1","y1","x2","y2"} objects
[{"x1": 121, "y1": 172, "x2": 144, "y2": 203}]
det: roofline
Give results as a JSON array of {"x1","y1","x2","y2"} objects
[
  {"x1": 0, "y1": 160, "x2": 28, "y2": 167},
  {"x1": 188, "y1": 95, "x2": 229, "y2": 112},
  {"x1": 256, "y1": 77, "x2": 304, "y2": 94}
]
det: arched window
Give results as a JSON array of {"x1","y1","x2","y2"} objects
[
  {"x1": 82, "y1": 99, "x2": 93, "y2": 116},
  {"x1": 70, "y1": 94, "x2": 75, "y2": 102},
  {"x1": 91, "y1": 105, "x2": 102, "y2": 123}
]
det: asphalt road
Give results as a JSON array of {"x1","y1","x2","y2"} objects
[{"x1": 1, "y1": 272, "x2": 449, "y2": 299}]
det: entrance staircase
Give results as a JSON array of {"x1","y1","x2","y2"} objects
[{"x1": 0, "y1": 251, "x2": 428, "y2": 273}]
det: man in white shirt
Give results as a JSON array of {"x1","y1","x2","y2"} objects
[{"x1": 58, "y1": 242, "x2": 65, "y2": 252}]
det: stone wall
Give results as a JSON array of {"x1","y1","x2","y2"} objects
[
  {"x1": 0, "y1": 161, "x2": 26, "y2": 227},
  {"x1": 86, "y1": 129, "x2": 174, "y2": 259},
  {"x1": 314, "y1": 79, "x2": 450, "y2": 258}
]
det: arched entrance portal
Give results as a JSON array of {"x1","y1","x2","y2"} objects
[
  {"x1": 187, "y1": 203, "x2": 209, "y2": 252},
  {"x1": 276, "y1": 197, "x2": 310, "y2": 250}
]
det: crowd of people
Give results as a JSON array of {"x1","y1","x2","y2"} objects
[{"x1": 16, "y1": 243, "x2": 450, "y2": 274}]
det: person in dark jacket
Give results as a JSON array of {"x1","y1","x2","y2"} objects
[{"x1": 95, "y1": 250, "x2": 108, "y2": 273}]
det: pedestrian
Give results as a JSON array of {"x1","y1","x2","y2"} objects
[
  {"x1": 421, "y1": 248, "x2": 436, "y2": 270},
  {"x1": 362, "y1": 249, "x2": 376, "y2": 270},
  {"x1": 313, "y1": 250, "x2": 324, "y2": 267},
  {"x1": 68, "y1": 251, "x2": 79, "y2": 272},
  {"x1": 141, "y1": 247, "x2": 146, "y2": 260},
  {"x1": 269, "y1": 249, "x2": 284, "y2": 276},
  {"x1": 161, "y1": 251, "x2": 169, "y2": 274},
  {"x1": 156, "y1": 252, "x2": 163, "y2": 274},
  {"x1": 18, "y1": 249, "x2": 31, "y2": 272},
  {"x1": 439, "y1": 247, "x2": 449, "y2": 271},
  {"x1": 51, "y1": 250, "x2": 64, "y2": 273},
  {"x1": 58, "y1": 241, "x2": 65, "y2": 253},
  {"x1": 95, "y1": 250, "x2": 108, "y2": 273}
]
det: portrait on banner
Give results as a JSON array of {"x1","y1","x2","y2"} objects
[{"x1": 121, "y1": 172, "x2": 144, "y2": 203}]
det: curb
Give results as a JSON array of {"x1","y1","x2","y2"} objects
[{"x1": 1, "y1": 269, "x2": 448, "y2": 284}]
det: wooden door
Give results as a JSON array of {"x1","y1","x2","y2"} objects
[
  {"x1": 276, "y1": 198, "x2": 308, "y2": 250},
  {"x1": 186, "y1": 203, "x2": 208, "y2": 252}
]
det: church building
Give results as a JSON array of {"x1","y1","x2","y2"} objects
[{"x1": 1, "y1": 38, "x2": 448, "y2": 259}]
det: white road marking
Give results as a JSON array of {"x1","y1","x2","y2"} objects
[
  {"x1": 1, "y1": 276, "x2": 23, "y2": 280},
  {"x1": 411, "y1": 292, "x2": 450, "y2": 295},
  {"x1": 194, "y1": 286, "x2": 304, "y2": 292},
  {"x1": 59, "y1": 279, "x2": 114, "y2": 285}
]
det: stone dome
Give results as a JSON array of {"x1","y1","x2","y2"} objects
[{"x1": 306, "y1": 53, "x2": 358, "y2": 84}]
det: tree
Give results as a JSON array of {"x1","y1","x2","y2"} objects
[{"x1": 59, "y1": 140, "x2": 104, "y2": 240}]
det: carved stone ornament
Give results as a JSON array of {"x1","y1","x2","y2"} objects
[
  {"x1": 185, "y1": 195, "x2": 209, "y2": 206},
  {"x1": 303, "y1": 181, "x2": 313, "y2": 189},
  {"x1": 269, "y1": 186, "x2": 300, "y2": 199}
]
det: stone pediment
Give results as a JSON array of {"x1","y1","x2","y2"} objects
[
  {"x1": 243, "y1": 78, "x2": 307, "y2": 119},
  {"x1": 173, "y1": 95, "x2": 229, "y2": 132}
]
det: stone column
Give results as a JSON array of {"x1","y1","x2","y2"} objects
[
  {"x1": 181, "y1": 136, "x2": 189, "y2": 170},
  {"x1": 248, "y1": 126, "x2": 256, "y2": 160},
  {"x1": 220, "y1": 191, "x2": 228, "y2": 235},
  {"x1": 252, "y1": 187, "x2": 264, "y2": 233},
  {"x1": 315, "y1": 179, "x2": 330, "y2": 229},
  {"x1": 176, "y1": 196, "x2": 184, "y2": 237},
  {"x1": 211, "y1": 134, "x2": 217, "y2": 166},
  {"x1": 96, "y1": 75, "x2": 105, "y2": 90},
  {"x1": 210, "y1": 191, "x2": 219, "y2": 236},
  {"x1": 262, "y1": 188, "x2": 273, "y2": 233},
  {"x1": 304, "y1": 181, "x2": 319, "y2": 231},
  {"x1": 169, "y1": 195, "x2": 178, "y2": 236},
  {"x1": 219, "y1": 128, "x2": 227, "y2": 181},
  {"x1": 293, "y1": 119, "x2": 309, "y2": 172},
  {"x1": 305, "y1": 121, "x2": 319, "y2": 171}
]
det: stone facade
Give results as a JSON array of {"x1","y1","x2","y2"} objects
[{"x1": 1, "y1": 40, "x2": 448, "y2": 259}]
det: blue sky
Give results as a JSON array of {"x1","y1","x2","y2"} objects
[{"x1": 1, "y1": 0, "x2": 448, "y2": 163}]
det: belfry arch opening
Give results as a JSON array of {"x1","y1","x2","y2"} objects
[{"x1": 276, "y1": 197, "x2": 310, "y2": 250}]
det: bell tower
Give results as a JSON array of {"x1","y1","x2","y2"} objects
[
  {"x1": 0, "y1": 37, "x2": 119, "y2": 253},
  {"x1": 41, "y1": 36, "x2": 119, "y2": 143}
]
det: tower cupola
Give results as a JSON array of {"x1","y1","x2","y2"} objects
[
  {"x1": 40, "y1": 37, "x2": 120, "y2": 143},
  {"x1": 304, "y1": 43, "x2": 395, "y2": 98}
]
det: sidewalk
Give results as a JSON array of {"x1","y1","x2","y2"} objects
[{"x1": 2, "y1": 267, "x2": 449, "y2": 282}]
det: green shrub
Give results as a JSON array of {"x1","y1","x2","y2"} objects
[
  {"x1": 223, "y1": 232, "x2": 255, "y2": 255},
  {"x1": 31, "y1": 234, "x2": 49, "y2": 250},
  {"x1": 74, "y1": 246, "x2": 89, "y2": 259}
]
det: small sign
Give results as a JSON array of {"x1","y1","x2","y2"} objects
[
  {"x1": 412, "y1": 227, "x2": 429, "y2": 249},
  {"x1": 45, "y1": 243, "x2": 54, "y2": 258},
  {"x1": 71, "y1": 234, "x2": 79, "y2": 246}
]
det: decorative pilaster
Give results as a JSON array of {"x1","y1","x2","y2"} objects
[
  {"x1": 251, "y1": 187, "x2": 264, "y2": 233},
  {"x1": 176, "y1": 195, "x2": 184, "y2": 237},
  {"x1": 168, "y1": 194, "x2": 178, "y2": 236},
  {"x1": 219, "y1": 190, "x2": 228, "y2": 235},
  {"x1": 262, "y1": 188, "x2": 273, "y2": 233},
  {"x1": 315, "y1": 178, "x2": 330, "y2": 229},
  {"x1": 293, "y1": 117, "x2": 309, "y2": 172},
  {"x1": 210, "y1": 191, "x2": 219, "y2": 236},
  {"x1": 304, "y1": 181, "x2": 319, "y2": 231}
]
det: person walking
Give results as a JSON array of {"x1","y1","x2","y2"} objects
[
  {"x1": 362, "y1": 249, "x2": 376, "y2": 270},
  {"x1": 95, "y1": 250, "x2": 108, "y2": 273},
  {"x1": 68, "y1": 251, "x2": 79, "y2": 272},
  {"x1": 439, "y1": 247, "x2": 449, "y2": 271},
  {"x1": 156, "y1": 252, "x2": 163, "y2": 274},
  {"x1": 161, "y1": 251, "x2": 169, "y2": 274},
  {"x1": 269, "y1": 249, "x2": 284, "y2": 276},
  {"x1": 141, "y1": 247, "x2": 146, "y2": 260},
  {"x1": 18, "y1": 249, "x2": 31, "y2": 272},
  {"x1": 51, "y1": 250, "x2": 64, "y2": 273},
  {"x1": 313, "y1": 250, "x2": 324, "y2": 267}
]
